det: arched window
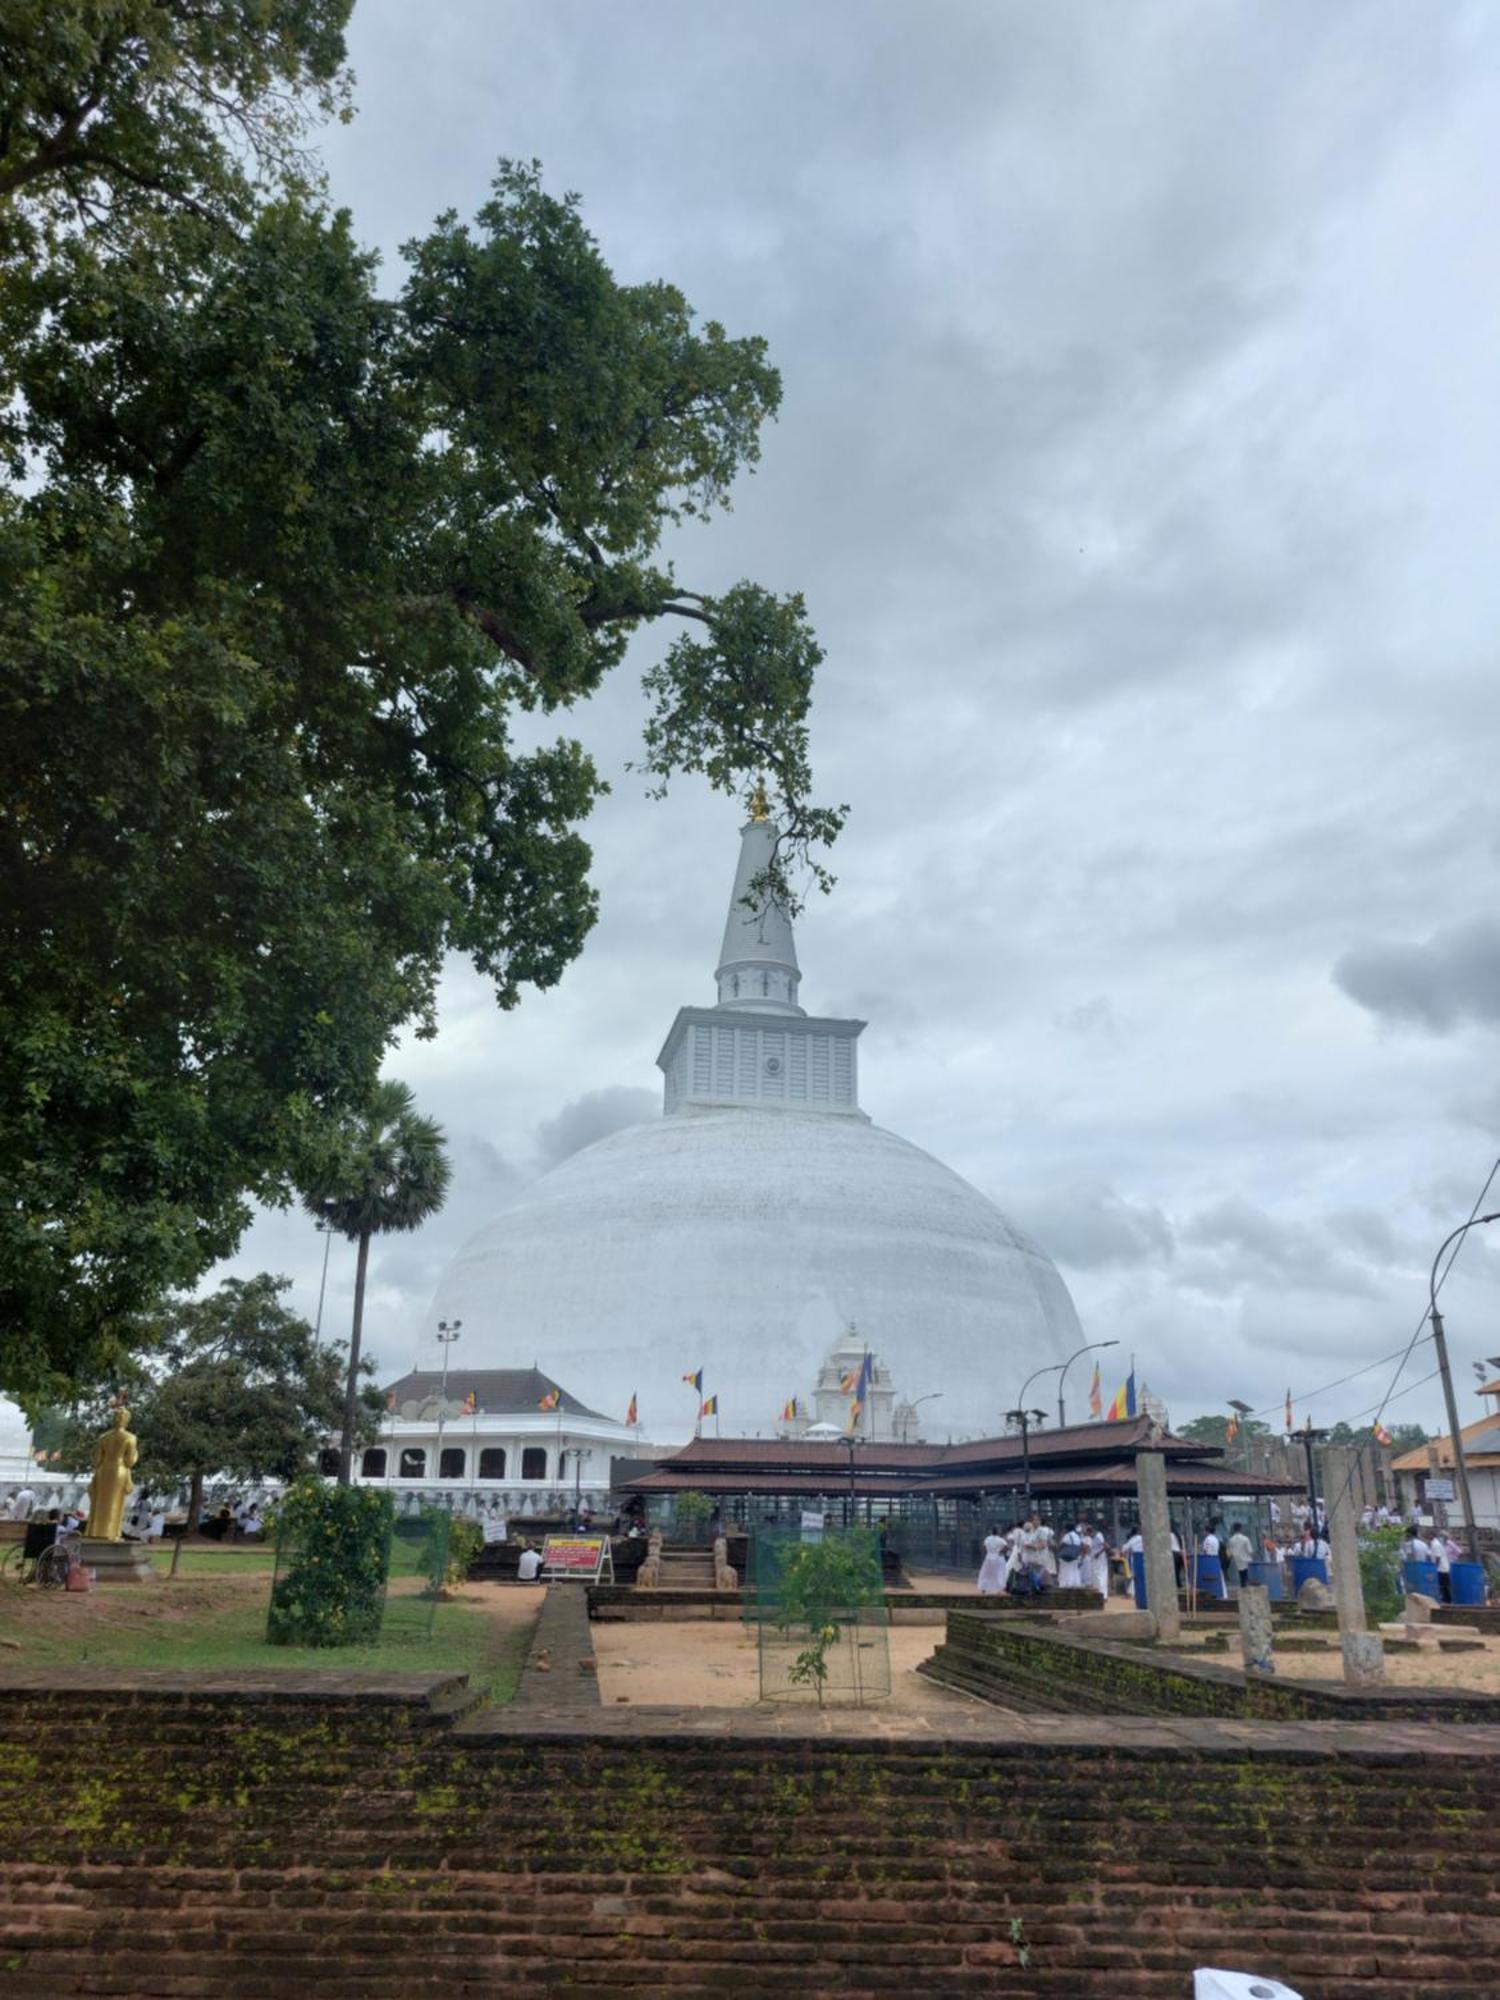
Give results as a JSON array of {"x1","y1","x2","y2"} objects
[
  {"x1": 478, "y1": 1447, "x2": 506, "y2": 1480},
  {"x1": 398, "y1": 1447, "x2": 426, "y2": 1480},
  {"x1": 361, "y1": 1447, "x2": 387, "y2": 1478},
  {"x1": 438, "y1": 1446, "x2": 465, "y2": 1480},
  {"x1": 521, "y1": 1446, "x2": 547, "y2": 1481}
]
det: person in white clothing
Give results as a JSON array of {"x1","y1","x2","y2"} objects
[
  {"x1": 1056, "y1": 1521, "x2": 1086, "y2": 1590},
  {"x1": 1084, "y1": 1525, "x2": 1109, "y2": 1602},
  {"x1": 976, "y1": 1527, "x2": 1008, "y2": 1596},
  {"x1": 516, "y1": 1544, "x2": 543, "y2": 1582},
  {"x1": 1226, "y1": 1524, "x2": 1255, "y2": 1591},
  {"x1": 8, "y1": 1486, "x2": 36, "y2": 1522}
]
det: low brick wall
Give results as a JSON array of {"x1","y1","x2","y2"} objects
[
  {"x1": 586, "y1": 1585, "x2": 1103, "y2": 1622},
  {"x1": 923, "y1": 1609, "x2": 1500, "y2": 1722},
  {"x1": 3, "y1": 1670, "x2": 1500, "y2": 1996}
]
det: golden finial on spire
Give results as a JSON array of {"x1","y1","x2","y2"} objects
[{"x1": 750, "y1": 778, "x2": 769, "y2": 823}]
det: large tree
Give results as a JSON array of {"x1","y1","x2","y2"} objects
[
  {"x1": 58, "y1": 1272, "x2": 376, "y2": 1531},
  {"x1": 0, "y1": 7, "x2": 841, "y2": 1402},
  {"x1": 300, "y1": 1079, "x2": 451, "y2": 1483}
]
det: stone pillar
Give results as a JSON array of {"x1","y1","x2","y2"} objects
[
  {"x1": 1238, "y1": 1581, "x2": 1275, "y2": 1675},
  {"x1": 1325, "y1": 1443, "x2": 1384, "y2": 1686},
  {"x1": 1341, "y1": 1632, "x2": 1386, "y2": 1686},
  {"x1": 1134, "y1": 1451, "x2": 1180, "y2": 1642}
]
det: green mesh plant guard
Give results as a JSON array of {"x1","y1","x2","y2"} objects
[{"x1": 753, "y1": 1526, "x2": 890, "y2": 1705}]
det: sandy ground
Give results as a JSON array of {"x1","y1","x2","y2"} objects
[
  {"x1": 1161, "y1": 1631, "x2": 1500, "y2": 1691},
  {"x1": 592, "y1": 1618, "x2": 979, "y2": 1714}
]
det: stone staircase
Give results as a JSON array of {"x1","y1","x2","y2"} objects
[{"x1": 653, "y1": 1541, "x2": 718, "y2": 1589}]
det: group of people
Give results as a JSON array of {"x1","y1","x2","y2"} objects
[
  {"x1": 976, "y1": 1513, "x2": 1111, "y2": 1600},
  {"x1": 975, "y1": 1510, "x2": 1337, "y2": 1603},
  {"x1": 1401, "y1": 1523, "x2": 1466, "y2": 1600}
]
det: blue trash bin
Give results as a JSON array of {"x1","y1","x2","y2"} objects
[
  {"x1": 1289, "y1": 1555, "x2": 1330, "y2": 1595},
  {"x1": 1131, "y1": 1550, "x2": 1148, "y2": 1609},
  {"x1": 1194, "y1": 1553, "x2": 1226, "y2": 1599},
  {"x1": 1401, "y1": 1559, "x2": 1440, "y2": 1598},
  {"x1": 1449, "y1": 1560, "x2": 1487, "y2": 1607},
  {"x1": 1245, "y1": 1558, "x2": 1284, "y2": 1601}
]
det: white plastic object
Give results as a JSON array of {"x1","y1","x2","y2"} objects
[{"x1": 1194, "y1": 1974, "x2": 1303, "y2": 2000}]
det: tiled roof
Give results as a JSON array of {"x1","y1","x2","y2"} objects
[{"x1": 381, "y1": 1368, "x2": 607, "y2": 1423}]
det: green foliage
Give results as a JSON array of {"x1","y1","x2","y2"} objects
[
  {"x1": 440, "y1": 1513, "x2": 484, "y2": 1590},
  {"x1": 1178, "y1": 1414, "x2": 1272, "y2": 1446},
  {"x1": 773, "y1": 1530, "x2": 883, "y2": 1633},
  {"x1": 299, "y1": 1078, "x2": 450, "y2": 1478},
  {"x1": 0, "y1": 12, "x2": 840, "y2": 1404},
  {"x1": 54, "y1": 1273, "x2": 378, "y2": 1492},
  {"x1": 1359, "y1": 1524, "x2": 1406, "y2": 1625},
  {"x1": 301, "y1": 1080, "x2": 451, "y2": 1244},
  {"x1": 671, "y1": 1490, "x2": 713, "y2": 1529},
  {"x1": 266, "y1": 1477, "x2": 393, "y2": 1647}
]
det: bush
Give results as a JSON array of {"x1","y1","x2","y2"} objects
[
  {"x1": 1359, "y1": 1524, "x2": 1405, "y2": 1625},
  {"x1": 266, "y1": 1479, "x2": 394, "y2": 1647},
  {"x1": 438, "y1": 1512, "x2": 483, "y2": 1590}
]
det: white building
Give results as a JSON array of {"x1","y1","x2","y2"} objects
[
  {"x1": 424, "y1": 810, "x2": 1085, "y2": 1442},
  {"x1": 355, "y1": 1367, "x2": 640, "y2": 1517}
]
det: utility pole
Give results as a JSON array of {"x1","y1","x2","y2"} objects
[
  {"x1": 1006, "y1": 1407, "x2": 1048, "y2": 1515},
  {"x1": 1428, "y1": 1212, "x2": 1500, "y2": 1561},
  {"x1": 433, "y1": 1319, "x2": 462, "y2": 1487}
]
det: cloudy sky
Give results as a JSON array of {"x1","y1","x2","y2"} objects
[{"x1": 219, "y1": 1, "x2": 1500, "y2": 1440}]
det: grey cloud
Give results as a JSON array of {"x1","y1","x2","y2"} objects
[
  {"x1": 1333, "y1": 921, "x2": 1500, "y2": 1033},
  {"x1": 1015, "y1": 1187, "x2": 1174, "y2": 1271},
  {"x1": 1178, "y1": 1200, "x2": 1385, "y2": 1301},
  {"x1": 533, "y1": 1087, "x2": 658, "y2": 1172}
]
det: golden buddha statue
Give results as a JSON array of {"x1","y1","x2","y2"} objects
[{"x1": 85, "y1": 1406, "x2": 138, "y2": 1541}]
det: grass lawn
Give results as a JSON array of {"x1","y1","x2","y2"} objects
[
  {"x1": 147, "y1": 1545, "x2": 278, "y2": 1578},
  {"x1": 3, "y1": 1570, "x2": 531, "y2": 1703}
]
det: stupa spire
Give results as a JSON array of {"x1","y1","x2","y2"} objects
[{"x1": 715, "y1": 805, "x2": 804, "y2": 1016}]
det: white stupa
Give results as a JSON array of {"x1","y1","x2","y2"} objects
[{"x1": 425, "y1": 807, "x2": 1084, "y2": 1440}]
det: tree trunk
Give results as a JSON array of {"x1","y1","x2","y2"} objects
[
  {"x1": 187, "y1": 1468, "x2": 204, "y2": 1539},
  {"x1": 338, "y1": 1230, "x2": 371, "y2": 1484}
]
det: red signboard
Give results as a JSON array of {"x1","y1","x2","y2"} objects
[{"x1": 540, "y1": 1535, "x2": 610, "y2": 1580}]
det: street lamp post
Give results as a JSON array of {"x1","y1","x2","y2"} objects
[
  {"x1": 1056, "y1": 1339, "x2": 1120, "y2": 1428},
  {"x1": 433, "y1": 1320, "x2": 462, "y2": 1490},
  {"x1": 1015, "y1": 1364, "x2": 1063, "y2": 1426},
  {"x1": 904, "y1": 1391, "x2": 944, "y2": 1442},
  {"x1": 1006, "y1": 1407, "x2": 1049, "y2": 1515},
  {"x1": 844, "y1": 1433, "x2": 859, "y2": 1527},
  {"x1": 1428, "y1": 1212, "x2": 1500, "y2": 1561},
  {"x1": 312, "y1": 1221, "x2": 332, "y2": 1350},
  {"x1": 1297, "y1": 1420, "x2": 1328, "y2": 1525}
]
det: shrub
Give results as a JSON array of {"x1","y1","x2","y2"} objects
[
  {"x1": 266, "y1": 1479, "x2": 394, "y2": 1647},
  {"x1": 1359, "y1": 1524, "x2": 1405, "y2": 1625},
  {"x1": 439, "y1": 1512, "x2": 484, "y2": 1589}
]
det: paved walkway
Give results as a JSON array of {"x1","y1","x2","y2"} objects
[{"x1": 508, "y1": 1581, "x2": 600, "y2": 1717}]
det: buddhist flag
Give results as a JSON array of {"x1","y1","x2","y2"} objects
[
  {"x1": 700, "y1": 1394, "x2": 718, "y2": 1418},
  {"x1": 682, "y1": 1368, "x2": 703, "y2": 1393},
  {"x1": 781, "y1": 1397, "x2": 798, "y2": 1422},
  {"x1": 1088, "y1": 1364, "x2": 1102, "y2": 1420},
  {"x1": 462, "y1": 1390, "x2": 476, "y2": 1415},
  {"x1": 626, "y1": 1393, "x2": 638, "y2": 1427},
  {"x1": 847, "y1": 1351, "x2": 874, "y2": 1433},
  {"x1": 1374, "y1": 1419, "x2": 1393, "y2": 1446},
  {"x1": 386, "y1": 1390, "x2": 397, "y2": 1412},
  {"x1": 538, "y1": 1388, "x2": 561, "y2": 1411},
  {"x1": 838, "y1": 1365, "x2": 859, "y2": 1393},
  {"x1": 1284, "y1": 1389, "x2": 1294, "y2": 1431},
  {"x1": 1106, "y1": 1371, "x2": 1136, "y2": 1422},
  {"x1": 1225, "y1": 1413, "x2": 1239, "y2": 1445}
]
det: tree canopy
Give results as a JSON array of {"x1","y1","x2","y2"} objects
[
  {"x1": 0, "y1": 5, "x2": 841, "y2": 1403},
  {"x1": 58, "y1": 1273, "x2": 377, "y2": 1523}
]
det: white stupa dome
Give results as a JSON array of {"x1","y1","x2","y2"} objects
[{"x1": 426, "y1": 809, "x2": 1083, "y2": 1440}]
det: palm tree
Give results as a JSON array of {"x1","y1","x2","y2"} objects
[{"x1": 302, "y1": 1079, "x2": 451, "y2": 1482}]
